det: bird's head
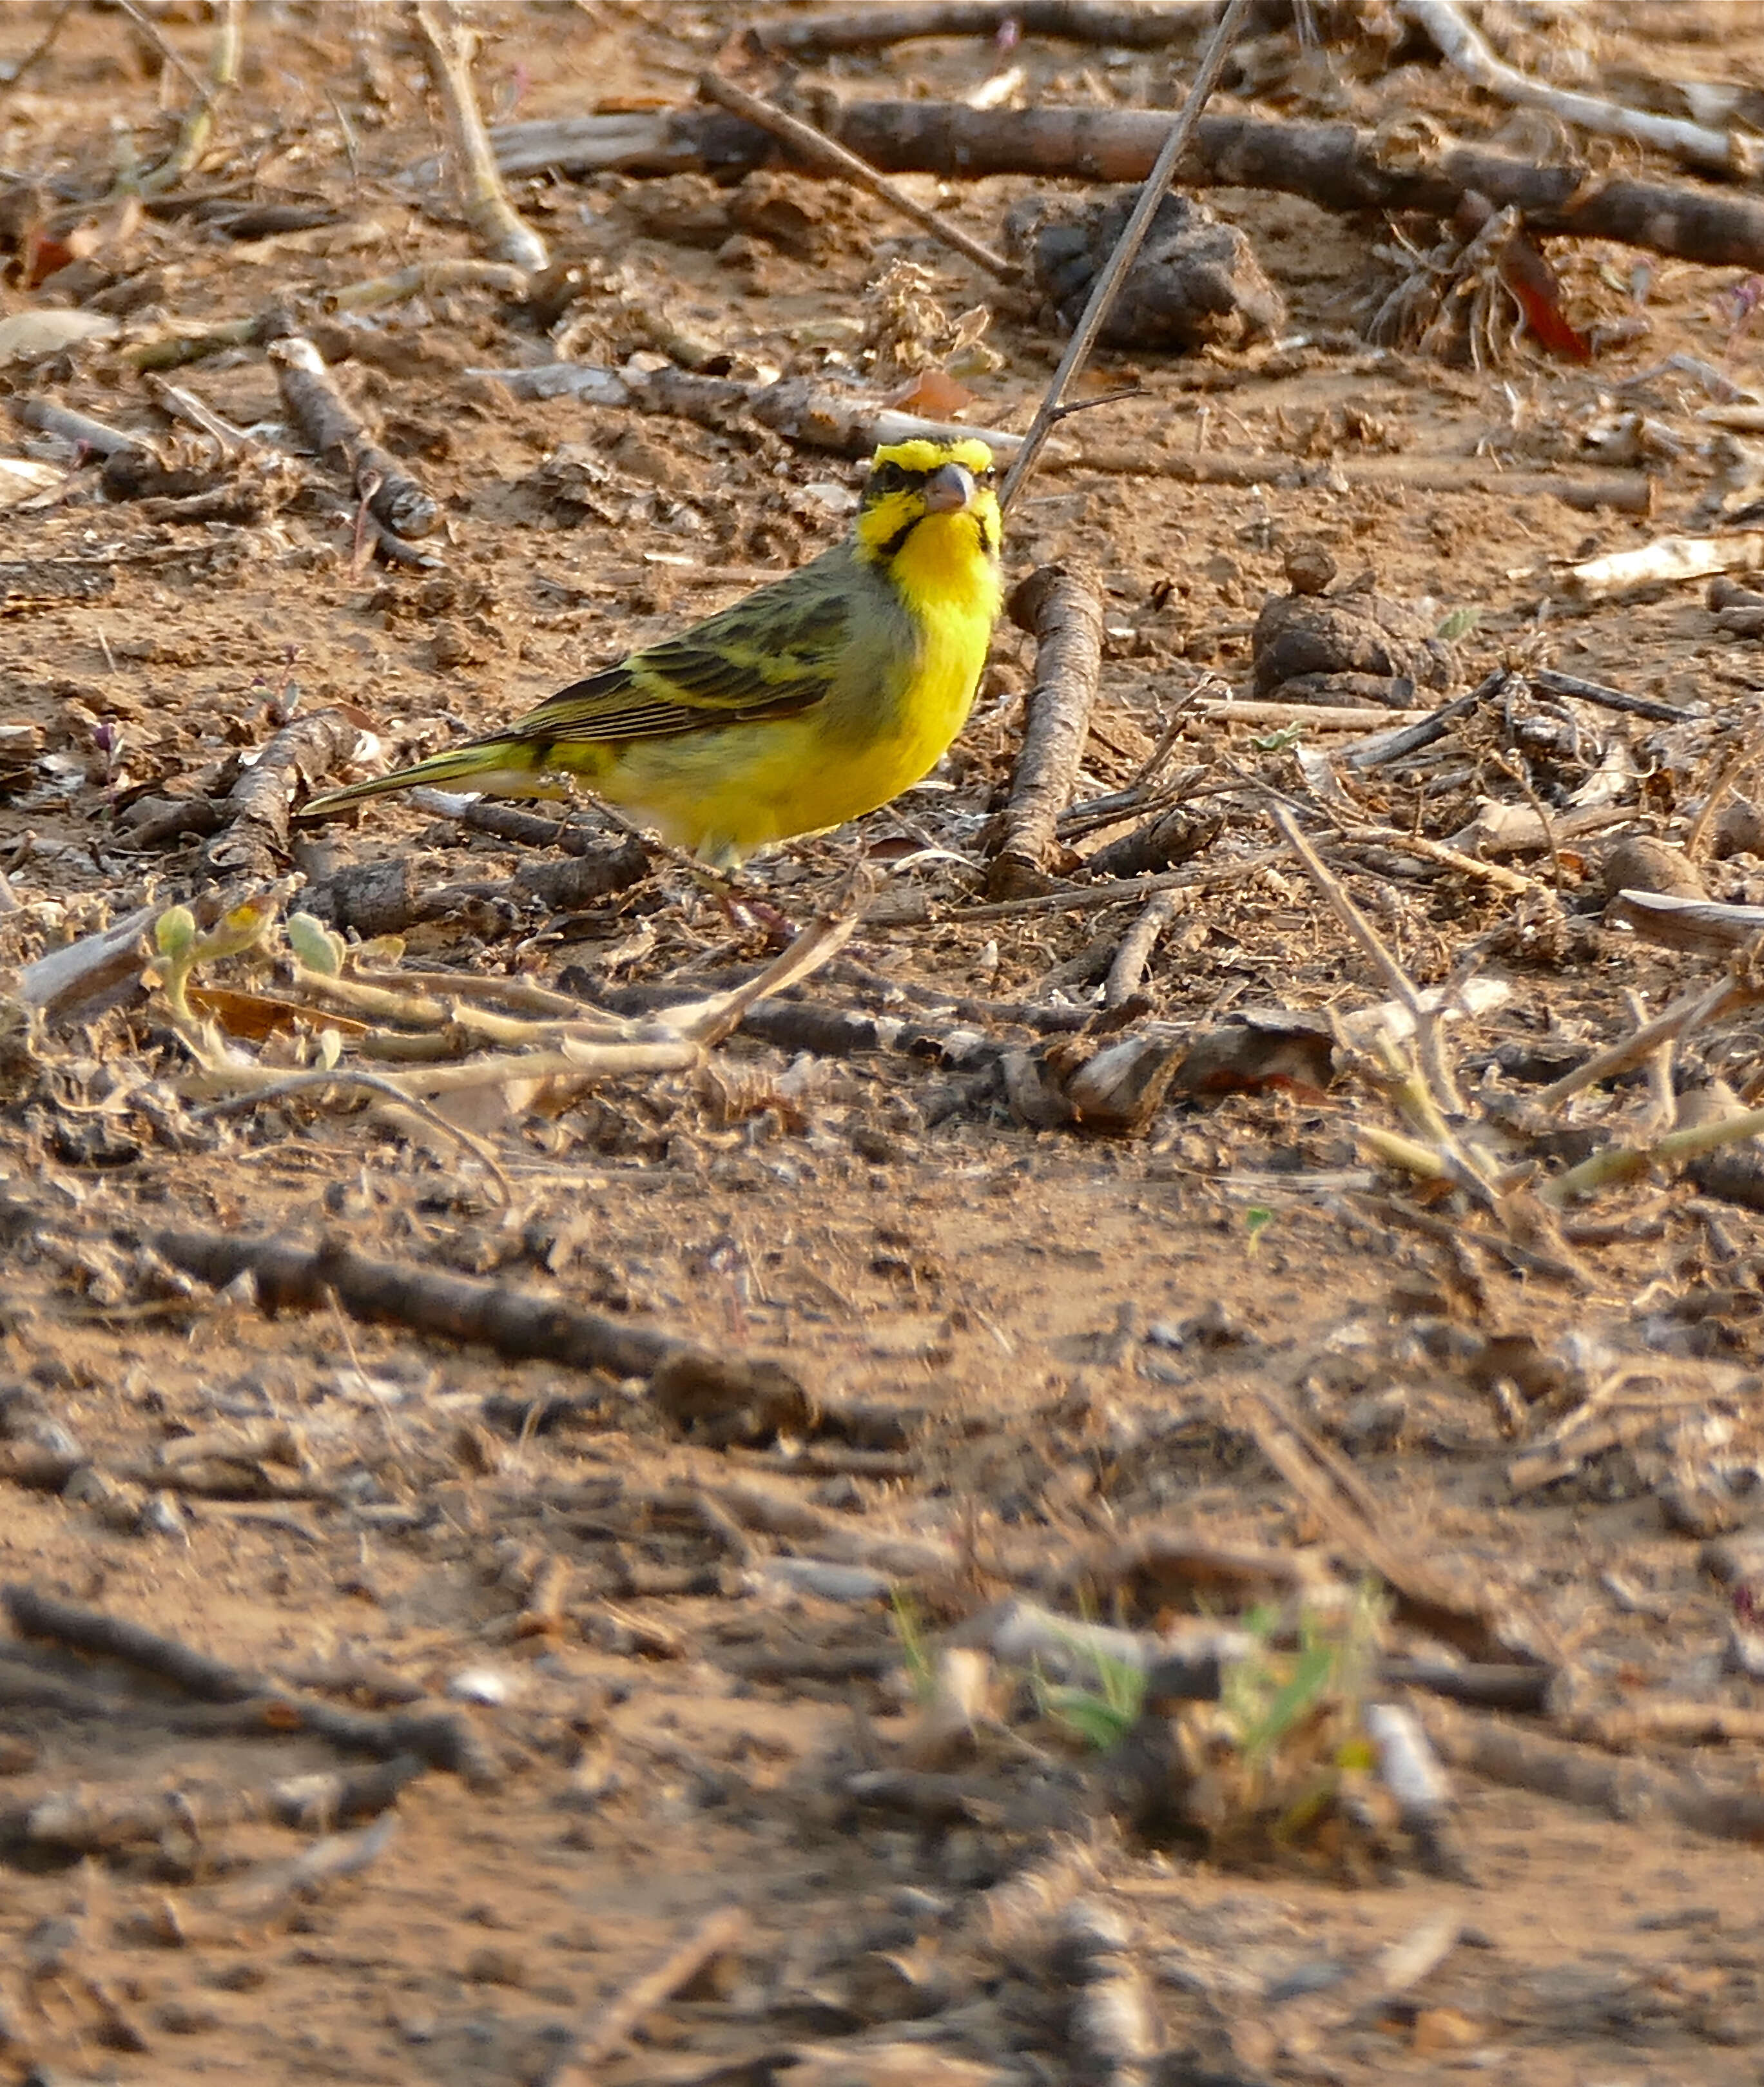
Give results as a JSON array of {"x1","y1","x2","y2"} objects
[{"x1": 853, "y1": 436, "x2": 1002, "y2": 572}]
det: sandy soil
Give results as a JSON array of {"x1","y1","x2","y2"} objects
[{"x1": 2, "y1": 2, "x2": 1764, "y2": 2081}]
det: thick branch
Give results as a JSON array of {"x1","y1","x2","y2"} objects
[
  {"x1": 491, "y1": 105, "x2": 1764, "y2": 272},
  {"x1": 270, "y1": 335, "x2": 438, "y2": 540},
  {"x1": 153, "y1": 1228, "x2": 811, "y2": 1415},
  {"x1": 989, "y1": 562, "x2": 1104, "y2": 898}
]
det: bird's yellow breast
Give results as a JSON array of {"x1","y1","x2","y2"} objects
[{"x1": 601, "y1": 511, "x2": 1000, "y2": 864}]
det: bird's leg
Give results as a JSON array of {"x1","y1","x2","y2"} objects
[{"x1": 695, "y1": 868, "x2": 795, "y2": 948}]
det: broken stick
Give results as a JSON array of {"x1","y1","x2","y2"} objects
[
  {"x1": 409, "y1": 0, "x2": 547, "y2": 271},
  {"x1": 153, "y1": 1228, "x2": 813, "y2": 1416},
  {"x1": 200, "y1": 710, "x2": 363, "y2": 880},
  {"x1": 269, "y1": 335, "x2": 439, "y2": 540},
  {"x1": 492, "y1": 105, "x2": 1764, "y2": 273},
  {"x1": 989, "y1": 561, "x2": 1105, "y2": 898}
]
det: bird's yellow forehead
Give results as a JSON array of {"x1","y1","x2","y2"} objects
[{"x1": 869, "y1": 436, "x2": 996, "y2": 476}]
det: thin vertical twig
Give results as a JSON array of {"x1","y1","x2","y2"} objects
[
  {"x1": 137, "y1": 0, "x2": 244, "y2": 197},
  {"x1": 410, "y1": 0, "x2": 548, "y2": 271},
  {"x1": 998, "y1": 0, "x2": 1256, "y2": 512}
]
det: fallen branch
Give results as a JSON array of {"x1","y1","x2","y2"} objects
[
  {"x1": 1608, "y1": 889, "x2": 1764, "y2": 956},
  {"x1": 269, "y1": 335, "x2": 439, "y2": 540},
  {"x1": 471, "y1": 358, "x2": 1040, "y2": 461},
  {"x1": 1529, "y1": 666, "x2": 1690, "y2": 725},
  {"x1": 1401, "y1": 0, "x2": 1756, "y2": 179},
  {"x1": 1103, "y1": 890, "x2": 1178, "y2": 1006},
  {"x1": 490, "y1": 104, "x2": 1764, "y2": 272},
  {"x1": 1342, "y1": 671, "x2": 1509, "y2": 772},
  {"x1": 152, "y1": 1228, "x2": 813, "y2": 1414},
  {"x1": 750, "y1": 0, "x2": 1224, "y2": 57},
  {"x1": 699, "y1": 69, "x2": 1014, "y2": 281},
  {"x1": 1083, "y1": 445, "x2": 1656, "y2": 514},
  {"x1": 199, "y1": 710, "x2": 362, "y2": 880},
  {"x1": 951, "y1": 844, "x2": 1288, "y2": 921},
  {"x1": 3, "y1": 1585, "x2": 492, "y2": 1778},
  {"x1": 1426, "y1": 1704, "x2": 1764, "y2": 1840},
  {"x1": 989, "y1": 561, "x2": 1105, "y2": 897},
  {"x1": 8, "y1": 394, "x2": 148, "y2": 461},
  {"x1": 409, "y1": 0, "x2": 547, "y2": 271}
]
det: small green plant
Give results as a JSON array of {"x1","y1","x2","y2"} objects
[
  {"x1": 1435, "y1": 606, "x2": 1480, "y2": 641},
  {"x1": 1250, "y1": 723, "x2": 1306, "y2": 753},
  {"x1": 1031, "y1": 1627, "x2": 1147, "y2": 1751},
  {"x1": 890, "y1": 1588, "x2": 938, "y2": 1709},
  {"x1": 286, "y1": 910, "x2": 347, "y2": 977},
  {"x1": 151, "y1": 898, "x2": 275, "y2": 1020},
  {"x1": 1244, "y1": 1205, "x2": 1274, "y2": 1252}
]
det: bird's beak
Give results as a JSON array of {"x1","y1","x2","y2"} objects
[{"x1": 921, "y1": 462, "x2": 976, "y2": 514}]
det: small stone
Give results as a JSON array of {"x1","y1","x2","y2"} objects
[
  {"x1": 1602, "y1": 835, "x2": 1706, "y2": 903},
  {"x1": 1283, "y1": 539, "x2": 1337, "y2": 596}
]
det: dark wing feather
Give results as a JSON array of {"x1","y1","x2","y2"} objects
[{"x1": 500, "y1": 559, "x2": 857, "y2": 748}]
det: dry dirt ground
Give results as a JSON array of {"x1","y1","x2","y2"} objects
[{"x1": 4, "y1": 2, "x2": 1764, "y2": 2082}]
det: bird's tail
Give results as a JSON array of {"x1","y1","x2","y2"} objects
[{"x1": 300, "y1": 735, "x2": 549, "y2": 819}]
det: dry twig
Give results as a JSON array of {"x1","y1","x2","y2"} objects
[
  {"x1": 1401, "y1": 0, "x2": 1756, "y2": 178},
  {"x1": 699, "y1": 70, "x2": 1016, "y2": 282},
  {"x1": 409, "y1": 0, "x2": 547, "y2": 271},
  {"x1": 989, "y1": 562, "x2": 1105, "y2": 897}
]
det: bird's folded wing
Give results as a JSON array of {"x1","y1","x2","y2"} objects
[{"x1": 505, "y1": 583, "x2": 851, "y2": 746}]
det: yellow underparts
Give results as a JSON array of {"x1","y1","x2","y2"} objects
[{"x1": 558, "y1": 510, "x2": 1000, "y2": 866}]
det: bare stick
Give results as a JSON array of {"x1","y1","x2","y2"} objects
[
  {"x1": 998, "y1": 0, "x2": 1255, "y2": 510},
  {"x1": 494, "y1": 104, "x2": 1764, "y2": 274},
  {"x1": 1401, "y1": 0, "x2": 1753, "y2": 179},
  {"x1": 952, "y1": 846, "x2": 1287, "y2": 922},
  {"x1": 0, "y1": 1, "x2": 76, "y2": 106},
  {"x1": 1533, "y1": 963, "x2": 1764, "y2": 1112},
  {"x1": 474, "y1": 358, "x2": 1042, "y2": 461},
  {"x1": 1529, "y1": 666, "x2": 1687, "y2": 726},
  {"x1": 1563, "y1": 532, "x2": 1764, "y2": 601},
  {"x1": 111, "y1": 0, "x2": 213, "y2": 106},
  {"x1": 553, "y1": 1905, "x2": 747, "y2": 2077},
  {"x1": 1609, "y1": 891, "x2": 1764, "y2": 957},
  {"x1": 409, "y1": 0, "x2": 546, "y2": 270},
  {"x1": 151, "y1": 1228, "x2": 813, "y2": 1410},
  {"x1": 1425, "y1": 1704, "x2": 1764, "y2": 1841},
  {"x1": 1268, "y1": 804, "x2": 1461, "y2": 1110},
  {"x1": 989, "y1": 562, "x2": 1105, "y2": 897},
  {"x1": 752, "y1": 1, "x2": 1225, "y2": 57},
  {"x1": 200, "y1": 710, "x2": 362, "y2": 881},
  {"x1": 270, "y1": 336, "x2": 438, "y2": 539},
  {"x1": 8, "y1": 396, "x2": 147, "y2": 461},
  {"x1": 699, "y1": 70, "x2": 1015, "y2": 282},
  {"x1": 1103, "y1": 891, "x2": 1177, "y2": 1006}
]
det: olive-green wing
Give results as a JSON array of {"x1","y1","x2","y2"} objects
[{"x1": 504, "y1": 561, "x2": 856, "y2": 748}]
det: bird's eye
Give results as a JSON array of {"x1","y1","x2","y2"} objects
[{"x1": 871, "y1": 462, "x2": 906, "y2": 492}]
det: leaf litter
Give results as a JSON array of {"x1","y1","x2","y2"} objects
[{"x1": 3, "y1": 0, "x2": 1764, "y2": 2080}]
